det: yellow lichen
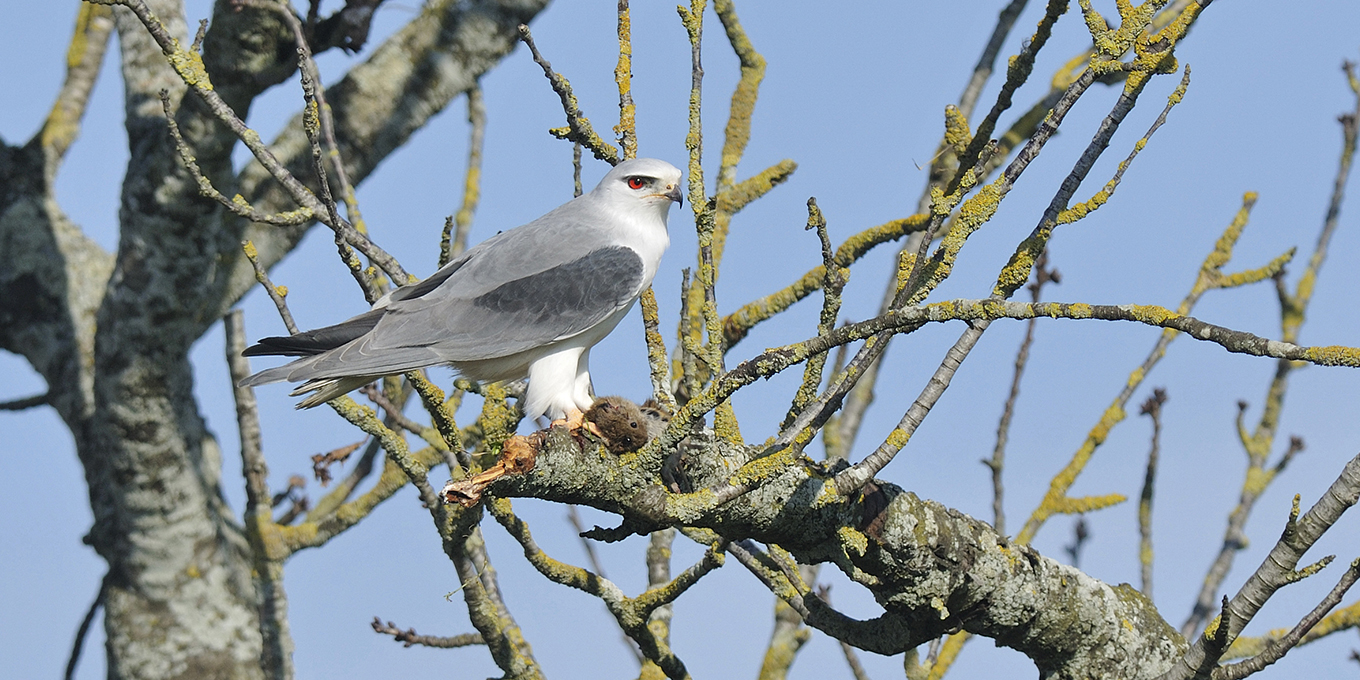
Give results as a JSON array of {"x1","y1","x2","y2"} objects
[{"x1": 837, "y1": 526, "x2": 868, "y2": 557}]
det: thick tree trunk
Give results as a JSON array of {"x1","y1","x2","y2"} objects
[
  {"x1": 2, "y1": 0, "x2": 546, "y2": 677},
  {"x1": 82, "y1": 4, "x2": 267, "y2": 676}
]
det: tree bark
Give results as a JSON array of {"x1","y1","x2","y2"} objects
[
  {"x1": 0, "y1": 0, "x2": 546, "y2": 677},
  {"x1": 484, "y1": 427, "x2": 1189, "y2": 679}
]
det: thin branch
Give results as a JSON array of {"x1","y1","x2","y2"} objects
[
  {"x1": 565, "y1": 506, "x2": 644, "y2": 664},
  {"x1": 225, "y1": 310, "x2": 294, "y2": 678},
  {"x1": 831, "y1": 65, "x2": 1192, "y2": 496},
  {"x1": 1018, "y1": 192, "x2": 1277, "y2": 548},
  {"x1": 1160, "y1": 451, "x2": 1360, "y2": 680},
  {"x1": 1184, "y1": 76, "x2": 1360, "y2": 638},
  {"x1": 640, "y1": 286, "x2": 677, "y2": 412},
  {"x1": 643, "y1": 286, "x2": 1352, "y2": 482},
  {"x1": 406, "y1": 371, "x2": 469, "y2": 470},
  {"x1": 63, "y1": 574, "x2": 107, "y2": 680},
  {"x1": 614, "y1": 0, "x2": 637, "y2": 160},
  {"x1": 1064, "y1": 517, "x2": 1091, "y2": 568},
  {"x1": 94, "y1": 0, "x2": 410, "y2": 284},
  {"x1": 986, "y1": 252, "x2": 1059, "y2": 535},
  {"x1": 0, "y1": 392, "x2": 49, "y2": 411},
  {"x1": 830, "y1": 0, "x2": 1207, "y2": 492},
  {"x1": 762, "y1": 63, "x2": 1101, "y2": 461},
  {"x1": 1224, "y1": 595, "x2": 1360, "y2": 660},
  {"x1": 444, "y1": 85, "x2": 486, "y2": 265},
  {"x1": 572, "y1": 142, "x2": 584, "y2": 196},
  {"x1": 359, "y1": 383, "x2": 454, "y2": 467},
  {"x1": 722, "y1": 214, "x2": 929, "y2": 350},
  {"x1": 370, "y1": 617, "x2": 485, "y2": 649},
  {"x1": 840, "y1": 640, "x2": 873, "y2": 680},
  {"x1": 1139, "y1": 387, "x2": 1168, "y2": 598},
  {"x1": 1213, "y1": 558, "x2": 1360, "y2": 680},
  {"x1": 958, "y1": 0, "x2": 1031, "y2": 120},
  {"x1": 487, "y1": 499, "x2": 696, "y2": 679},
  {"x1": 295, "y1": 49, "x2": 382, "y2": 303},
  {"x1": 678, "y1": 0, "x2": 725, "y2": 382},
  {"x1": 161, "y1": 91, "x2": 315, "y2": 228},
  {"x1": 38, "y1": 4, "x2": 114, "y2": 170},
  {"x1": 325, "y1": 397, "x2": 541, "y2": 677},
  {"x1": 725, "y1": 539, "x2": 918, "y2": 656},
  {"x1": 243, "y1": 241, "x2": 299, "y2": 334},
  {"x1": 782, "y1": 198, "x2": 844, "y2": 430},
  {"x1": 951, "y1": 0, "x2": 1069, "y2": 191},
  {"x1": 269, "y1": 0, "x2": 373, "y2": 258},
  {"x1": 517, "y1": 24, "x2": 620, "y2": 165}
]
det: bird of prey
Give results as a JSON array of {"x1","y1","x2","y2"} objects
[{"x1": 241, "y1": 158, "x2": 683, "y2": 424}]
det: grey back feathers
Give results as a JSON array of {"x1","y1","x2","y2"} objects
[{"x1": 240, "y1": 157, "x2": 682, "y2": 414}]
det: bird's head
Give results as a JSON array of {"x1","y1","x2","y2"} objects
[{"x1": 595, "y1": 158, "x2": 684, "y2": 220}]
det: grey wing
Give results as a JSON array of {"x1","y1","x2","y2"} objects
[{"x1": 290, "y1": 245, "x2": 645, "y2": 379}]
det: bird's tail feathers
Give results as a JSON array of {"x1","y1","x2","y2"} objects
[
  {"x1": 242, "y1": 309, "x2": 385, "y2": 358},
  {"x1": 238, "y1": 364, "x2": 290, "y2": 388},
  {"x1": 291, "y1": 376, "x2": 377, "y2": 409}
]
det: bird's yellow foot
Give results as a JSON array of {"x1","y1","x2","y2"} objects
[{"x1": 552, "y1": 407, "x2": 603, "y2": 438}]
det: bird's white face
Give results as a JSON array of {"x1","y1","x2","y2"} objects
[
  {"x1": 595, "y1": 159, "x2": 684, "y2": 224},
  {"x1": 618, "y1": 171, "x2": 683, "y2": 208}
]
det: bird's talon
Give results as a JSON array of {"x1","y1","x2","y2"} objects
[{"x1": 551, "y1": 408, "x2": 589, "y2": 432}]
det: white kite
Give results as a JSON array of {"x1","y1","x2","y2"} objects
[{"x1": 241, "y1": 158, "x2": 683, "y2": 425}]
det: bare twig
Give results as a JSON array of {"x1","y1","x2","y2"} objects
[
  {"x1": 840, "y1": 640, "x2": 873, "y2": 680},
  {"x1": 1017, "y1": 194, "x2": 1281, "y2": 548},
  {"x1": 1064, "y1": 517, "x2": 1091, "y2": 569},
  {"x1": 1160, "y1": 452, "x2": 1360, "y2": 680},
  {"x1": 63, "y1": 574, "x2": 107, "y2": 680},
  {"x1": 443, "y1": 85, "x2": 486, "y2": 266},
  {"x1": 325, "y1": 394, "x2": 540, "y2": 676},
  {"x1": 243, "y1": 241, "x2": 299, "y2": 334},
  {"x1": 722, "y1": 214, "x2": 929, "y2": 350},
  {"x1": 371, "y1": 617, "x2": 484, "y2": 649},
  {"x1": 985, "y1": 252, "x2": 1059, "y2": 534},
  {"x1": 564, "y1": 506, "x2": 643, "y2": 663},
  {"x1": 613, "y1": 0, "x2": 637, "y2": 160},
  {"x1": 517, "y1": 24, "x2": 619, "y2": 164},
  {"x1": 766, "y1": 63, "x2": 1101, "y2": 462},
  {"x1": 1184, "y1": 76, "x2": 1360, "y2": 638},
  {"x1": 0, "y1": 392, "x2": 49, "y2": 411},
  {"x1": 487, "y1": 499, "x2": 703, "y2": 679},
  {"x1": 1213, "y1": 558, "x2": 1360, "y2": 680},
  {"x1": 294, "y1": 51, "x2": 382, "y2": 303},
  {"x1": 361, "y1": 385, "x2": 425, "y2": 437},
  {"x1": 225, "y1": 310, "x2": 294, "y2": 678},
  {"x1": 97, "y1": 0, "x2": 410, "y2": 284},
  {"x1": 268, "y1": 0, "x2": 373, "y2": 260},
  {"x1": 160, "y1": 91, "x2": 314, "y2": 228},
  {"x1": 572, "y1": 142, "x2": 584, "y2": 197},
  {"x1": 830, "y1": 67, "x2": 1196, "y2": 496},
  {"x1": 782, "y1": 198, "x2": 845, "y2": 430},
  {"x1": 1139, "y1": 387, "x2": 1169, "y2": 597}
]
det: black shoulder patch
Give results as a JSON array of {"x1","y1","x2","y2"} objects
[{"x1": 472, "y1": 246, "x2": 643, "y2": 322}]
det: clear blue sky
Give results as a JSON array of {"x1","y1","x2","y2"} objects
[{"x1": 4, "y1": 1, "x2": 1360, "y2": 678}]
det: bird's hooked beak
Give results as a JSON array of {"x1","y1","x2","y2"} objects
[{"x1": 664, "y1": 183, "x2": 683, "y2": 206}]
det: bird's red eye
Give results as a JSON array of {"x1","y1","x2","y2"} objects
[{"x1": 627, "y1": 177, "x2": 647, "y2": 190}]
